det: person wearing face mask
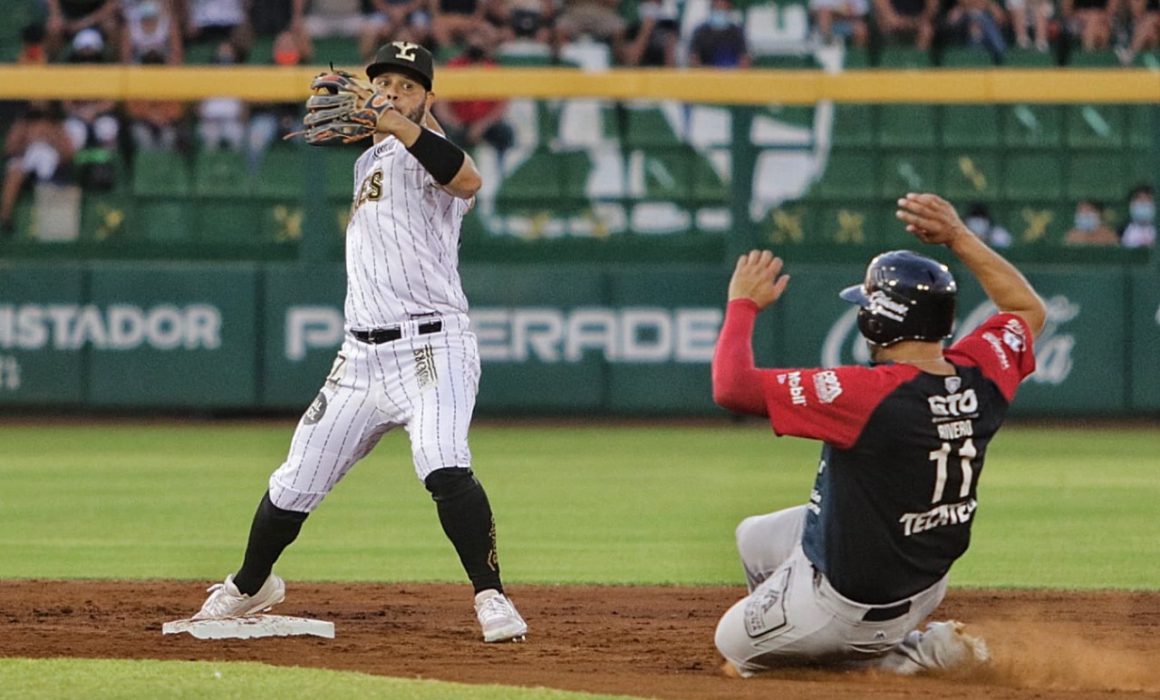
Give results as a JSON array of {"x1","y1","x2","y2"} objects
[
  {"x1": 1064, "y1": 199, "x2": 1119, "y2": 246},
  {"x1": 1120, "y1": 185, "x2": 1157, "y2": 248},
  {"x1": 962, "y1": 202, "x2": 1012, "y2": 248},
  {"x1": 690, "y1": 0, "x2": 751, "y2": 67}
]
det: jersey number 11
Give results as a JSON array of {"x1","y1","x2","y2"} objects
[{"x1": 928, "y1": 439, "x2": 977, "y2": 504}]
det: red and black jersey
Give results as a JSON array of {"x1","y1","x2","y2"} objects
[{"x1": 763, "y1": 314, "x2": 1036, "y2": 604}]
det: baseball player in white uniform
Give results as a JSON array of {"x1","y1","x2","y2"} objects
[{"x1": 190, "y1": 41, "x2": 528, "y2": 643}]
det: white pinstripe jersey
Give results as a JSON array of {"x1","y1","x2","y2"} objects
[{"x1": 344, "y1": 137, "x2": 472, "y2": 331}]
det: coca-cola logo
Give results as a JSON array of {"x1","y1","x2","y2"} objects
[{"x1": 821, "y1": 296, "x2": 1078, "y2": 386}]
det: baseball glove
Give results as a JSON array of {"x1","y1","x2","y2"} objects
[{"x1": 288, "y1": 70, "x2": 395, "y2": 146}]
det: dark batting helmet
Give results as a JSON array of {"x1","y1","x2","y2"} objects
[{"x1": 839, "y1": 250, "x2": 957, "y2": 347}]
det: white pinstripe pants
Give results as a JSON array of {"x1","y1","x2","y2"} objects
[{"x1": 268, "y1": 317, "x2": 481, "y2": 512}]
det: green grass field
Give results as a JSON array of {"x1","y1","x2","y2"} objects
[{"x1": 1, "y1": 421, "x2": 1158, "y2": 698}]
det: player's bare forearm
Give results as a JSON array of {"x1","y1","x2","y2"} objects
[
  {"x1": 896, "y1": 193, "x2": 1046, "y2": 336},
  {"x1": 711, "y1": 299, "x2": 769, "y2": 416},
  {"x1": 441, "y1": 153, "x2": 482, "y2": 199}
]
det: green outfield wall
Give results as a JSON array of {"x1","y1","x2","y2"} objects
[{"x1": 0, "y1": 261, "x2": 1156, "y2": 416}]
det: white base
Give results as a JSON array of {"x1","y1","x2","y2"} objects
[{"x1": 162, "y1": 615, "x2": 335, "y2": 640}]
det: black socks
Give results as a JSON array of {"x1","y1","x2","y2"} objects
[
  {"x1": 233, "y1": 492, "x2": 308, "y2": 596},
  {"x1": 424, "y1": 468, "x2": 503, "y2": 595}
]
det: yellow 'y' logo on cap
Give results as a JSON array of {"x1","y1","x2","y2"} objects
[{"x1": 392, "y1": 41, "x2": 419, "y2": 62}]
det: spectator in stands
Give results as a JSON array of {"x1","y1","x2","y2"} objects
[
  {"x1": 182, "y1": 0, "x2": 252, "y2": 55},
  {"x1": 623, "y1": 0, "x2": 679, "y2": 65},
  {"x1": 359, "y1": 0, "x2": 433, "y2": 60},
  {"x1": 1, "y1": 102, "x2": 75, "y2": 239},
  {"x1": 432, "y1": 26, "x2": 515, "y2": 167},
  {"x1": 556, "y1": 0, "x2": 627, "y2": 58},
  {"x1": 963, "y1": 202, "x2": 1013, "y2": 248},
  {"x1": 1064, "y1": 199, "x2": 1119, "y2": 245},
  {"x1": 689, "y1": 0, "x2": 751, "y2": 67},
  {"x1": 872, "y1": 0, "x2": 938, "y2": 50},
  {"x1": 197, "y1": 41, "x2": 248, "y2": 151},
  {"x1": 1007, "y1": 0, "x2": 1051, "y2": 50},
  {"x1": 45, "y1": 0, "x2": 122, "y2": 61},
  {"x1": 248, "y1": 30, "x2": 312, "y2": 169},
  {"x1": 1062, "y1": 0, "x2": 1113, "y2": 50},
  {"x1": 1120, "y1": 185, "x2": 1157, "y2": 248},
  {"x1": 64, "y1": 30, "x2": 121, "y2": 191},
  {"x1": 944, "y1": 0, "x2": 1008, "y2": 63},
  {"x1": 121, "y1": 0, "x2": 184, "y2": 63},
  {"x1": 1115, "y1": 0, "x2": 1160, "y2": 64},
  {"x1": 431, "y1": 0, "x2": 485, "y2": 48},
  {"x1": 292, "y1": 0, "x2": 365, "y2": 40},
  {"x1": 19, "y1": 23, "x2": 49, "y2": 64},
  {"x1": 126, "y1": 51, "x2": 188, "y2": 153},
  {"x1": 810, "y1": 0, "x2": 870, "y2": 47},
  {"x1": 481, "y1": 0, "x2": 555, "y2": 44}
]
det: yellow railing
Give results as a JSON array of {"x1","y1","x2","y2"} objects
[{"x1": 1, "y1": 65, "x2": 1158, "y2": 104}]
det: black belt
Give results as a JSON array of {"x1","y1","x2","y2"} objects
[
  {"x1": 353, "y1": 320, "x2": 442, "y2": 344},
  {"x1": 861, "y1": 600, "x2": 911, "y2": 622}
]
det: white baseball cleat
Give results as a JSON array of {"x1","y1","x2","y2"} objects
[
  {"x1": 192, "y1": 574, "x2": 286, "y2": 620},
  {"x1": 474, "y1": 589, "x2": 528, "y2": 643},
  {"x1": 879, "y1": 619, "x2": 990, "y2": 675}
]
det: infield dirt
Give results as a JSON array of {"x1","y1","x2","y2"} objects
[{"x1": 2, "y1": 582, "x2": 1158, "y2": 699}]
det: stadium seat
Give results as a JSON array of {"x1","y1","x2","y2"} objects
[
  {"x1": 831, "y1": 103, "x2": 876, "y2": 148},
  {"x1": 877, "y1": 105, "x2": 938, "y2": 148},
  {"x1": 879, "y1": 150, "x2": 938, "y2": 198},
  {"x1": 1065, "y1": 105, "x2": 1126, "y2": 149},
  {"x1": 195, "y1": 202, "x2": 263, "y2": 243},
  {"x1": 1004, "y1": 48, "x2": 1055, "y2": 67},
  {"x1": 1067, "y1": 50, "x2": 1119, "y2": 68},
  {"x1": 494, "y1": 148, "x2": 589, "y2": 215},
  {"x1": 1127, "y1": 150, "x2": 1158, "y2": 188},
  {"x1": 259, "y1": 201, "x2": 306, "y2": 242},
  {"x1": 193, "y1": 150, "x2": 250, "y2": 198},
  {"x1": 254, "y1": 147, "x2": 306, "y2": 198},
  {"x1": 812, "y1": 202, "x2": 881, "y2": 245},
  {"x1": 878, "y1": 201, "x2": 919, "y2": 247},
  {"x1": 1067, "y1": 152, "x2": 1127, "y2": 201},
  {"x1": 1000, "y1": 201, "x2": 1073, "y2": 245},
  {"x1": 814, "y1": 149, "x2": 878, "y2": 199},
  {"x1": 941, "y1": 105, "x2": 1000, "y2": 148},
  {"x1": 877, "y1": 45, "x2": 932, "y2": 68},
  {"x1": 621, "y1": 106, "x2": 683, "y2": 149},
  {"x1": 843, "y1": 47, "x2": 872, "y2": 69},
  {"x1": 134, "y1": 202, "x2": 192, "y2": 241},
  {"x1": 764, "y1": 200, "x2": 815, "y2": 245},
  {"x1": 692, "y1": 150, "x2": 730, "y2": 205},
  {"x1": 941, "y1": 103, "x2": 997, "y2": 146},
  {"x1": 79, "y1": 194, "x2": 130, "y2": 242},
  {"x1": 1127, "y1": 105, "x2": 1157, "y2": 150},
  {"x1": 1002, "y1": 104, "x2": 1062, "y2": 148},
  {"x1": 323, "y1": 146, "x2": 357, "y2": 200},
  {"x1": 942, "y1": 151, "x2": 1002, "y2": 201},
  {"x1": 752, "y1": 53, "x2": 820, "y2": 69},
  {"x1": 131, "y1": 152, "x2": 190, "y2": 197},
  {"x1": 1002, "y1": 152, "x2": 1064, "y2": 199},
  {"x1": 939, "y1": 47, "x2": 995, "y2": 67}
]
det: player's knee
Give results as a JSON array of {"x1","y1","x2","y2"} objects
[
  {"x1": 261, "y1": 491, "x2": 309, "y2": 524},
  {"x1": 714, "y1": 599, "x2": 752, "y2": 670},
  {"x1": 735, "y1": 515, "x2": 762, "y2": 556},
  {"x1": 424, "y1": 467, "x2": 479, "y2": 502}
]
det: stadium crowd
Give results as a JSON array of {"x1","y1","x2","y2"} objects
[{"x1": 0, "y1": 0, "x2": 1156, "y2": 249}]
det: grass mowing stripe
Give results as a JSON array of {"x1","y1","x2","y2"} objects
[
  {"x1": 0, "y1": 659, "x2": 644, "y2": 700},
  {"x1": 0, "y1": 423, "x2": 1156, "y2": 588}
]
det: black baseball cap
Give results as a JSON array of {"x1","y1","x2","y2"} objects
[{"x1": 366, "y1": 41, "x2": 434, "y2": 90}]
